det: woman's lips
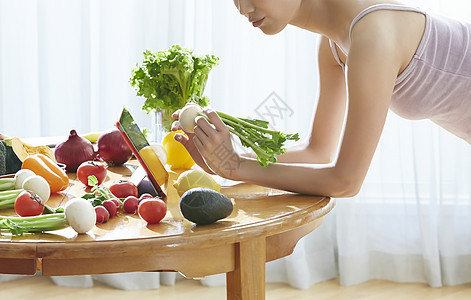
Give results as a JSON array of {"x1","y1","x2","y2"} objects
[{"x1": 252, "y1": 17, "x2": 265, "y2": 28}]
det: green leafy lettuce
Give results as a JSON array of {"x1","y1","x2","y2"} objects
[{"x1": 130, "y1": 44, "x2": 219, "y2": 115}]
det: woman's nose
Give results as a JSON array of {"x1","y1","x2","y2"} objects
[{"x1": 234, "y1": 0, "x2": 254, "y2": 17}]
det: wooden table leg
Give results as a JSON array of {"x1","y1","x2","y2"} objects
[{"x1": 226, "y1": 237, "x2": 266, "y2": 300}]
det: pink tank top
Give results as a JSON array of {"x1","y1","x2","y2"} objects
[{"x1": 329, "y1": 4, "x2": 471, "y2": 144}]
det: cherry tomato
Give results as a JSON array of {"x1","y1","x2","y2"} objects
[
  {"x1": 15, "y1": 190, "x2": 45, "y2": 217},
  {"x1": 109, "y1": 181, "x2": 138, "y2": 199},
  {"x1": 138, "y1": 198, "x2": 167, "y2": 224},
  {"x1": 77, "y1": 161, "x2": 107, "y2": 187}
]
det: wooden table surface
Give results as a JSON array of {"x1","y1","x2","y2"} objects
[{"x1": 0, "y1": 162, "x2": 334, "y2": 299}]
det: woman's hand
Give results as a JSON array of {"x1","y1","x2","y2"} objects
[{"x1": 192, "y1": 109, "x2": 243, "y2": 180}]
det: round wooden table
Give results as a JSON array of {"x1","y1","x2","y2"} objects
[{"x1": 0, "y1": 163, "x2": 334, "y2": 300}]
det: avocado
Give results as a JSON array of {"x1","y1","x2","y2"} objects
[{"x1": 180, "y1": 187, "x2": 233, "y2": 225}]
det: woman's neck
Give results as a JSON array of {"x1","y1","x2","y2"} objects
[{"x1": 290, "y1": 0, "x2": 349, "y2": 40}]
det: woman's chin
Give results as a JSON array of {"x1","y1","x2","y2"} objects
[{"x1": 259, "y1": 23, "x2": 287, "y2": 35}]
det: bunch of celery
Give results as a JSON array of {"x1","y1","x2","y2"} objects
[
  {"x1": 0, "y1": 213, "x2": 68, "y2": 236},
  {"x1": 216, "y1": 111, "x2": 299, "y2": 167}
]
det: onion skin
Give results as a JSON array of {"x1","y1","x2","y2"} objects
[
  {"x1": 96, "y1": 129, "x2": 132, "y2": 166},
  {"x1": 55, "y1": 130, "x2": 96, "y2": 172}
]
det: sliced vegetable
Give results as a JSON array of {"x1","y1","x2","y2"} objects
[
  {"x1": 22, "y1": 175, "x2": 50, "y2": 203},
  {"x1": 0, "y1": 137, "x2": 56, "y2": 176},
  {"x1": 54, "y1": 130, "x2": 96, "y2": 172},
  {"x1": 77, "y1": 161, "x2": 107, "y2": 187},
  {"x1": 22, "y1": 154, "x2": 69, "y2": 193},
  {"x1": 64, "y1": 197, "x2": 96, "y2": 234},
  {"x1": 14, "y1": 190, "x2": 45, "y2": 217}
]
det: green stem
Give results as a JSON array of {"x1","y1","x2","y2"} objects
[
  {"x1": 0, "y1": 178, "x2": 15, "y2": 191},
  {"x1": 217, "y1": 111, "x2": 279, "y2": 136},
  {"x1": 0, "y1": 213, "x2": 69, "y2": 235}
]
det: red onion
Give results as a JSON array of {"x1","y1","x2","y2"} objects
[
  {"x1": 96, "y1": 129, "x2": 132, "y2": 166},
  {"x1": 55, "y1": 130, "x2": 96, "y2": 172}
]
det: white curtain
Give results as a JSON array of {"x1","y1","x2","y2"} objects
[{"x1": 1, "y1": 0, "x2": 470, "y2": 290}]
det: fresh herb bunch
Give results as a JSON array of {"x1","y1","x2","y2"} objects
[
  {"x1": 130, "y1": 45, "x2": 219, "y2": 131},
  {"x1": 216, "y1": 111, "x2": 299, "y2": 167},
  {"x1": 81, "y1": 175, "x2": 117, "y2": 207}
]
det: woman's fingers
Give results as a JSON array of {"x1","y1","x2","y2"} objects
[{"x1": 203, "y1": 108, "x2": 227, "y2": 132}]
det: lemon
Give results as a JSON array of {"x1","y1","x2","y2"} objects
[
  {"x1": 162, "y1": 130, "x2": 195, "y2": 170},
  {"x1": 173, "y1": 169, "x2": 221, "y2": 197}
]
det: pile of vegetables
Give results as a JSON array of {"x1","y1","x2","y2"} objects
[
  {"x1": 129, "y1": 44, "x2": 219, "y2": 132},
  {"x1": 0, "y1": 136, "x2": 56, "y2": 176},
  {"x1": 82, "y1": 175, "x2": 166, "y2": 224},
  {"x1": 179, "y1": 104, "x2": 299, "y2": 167}
]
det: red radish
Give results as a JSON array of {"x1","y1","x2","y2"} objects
[
  {"x1": 110, "y1": 198, "x2": 121, "y2": 210},
  {"x1": 102, "y1": 199, "x2": 118, "y2": 217},
  {"x1": 123, "y1": 196, "x2": 139, "y2": 213},
  {"x1": 95, "y1": 206, "x2": 110, "y2": 223},
  {"x1": 109, "y1": 181, "x2": 138, "y2": 198}
]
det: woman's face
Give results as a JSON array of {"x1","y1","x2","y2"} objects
[{"x1": 233, "y1": 0, "x2": 301, "y2": 35}]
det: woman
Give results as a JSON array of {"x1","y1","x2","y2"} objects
[{"x1": 172, "y1": 0, "x2": 471, "y2": 197}]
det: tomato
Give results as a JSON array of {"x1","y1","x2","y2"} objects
[
  {"x1": 77, "y1": 161, "x2": 107, "y2": 187},
  {"x1": 15, "y1": 190, "x2": 45, "y2": 217},
  {"x1": 109, "y1": 181, "x2": 138, "y2": 199},
  {"x1": 138, "y1": 198, "x2": 167, "y2": 224}
]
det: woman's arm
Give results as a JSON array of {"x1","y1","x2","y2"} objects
[
  {"x1": 192, "y1": 17, "x2": 404, "y2": 197},
  {"x1": 276, "y1": 36, "x2": 347, "y2": 164}
]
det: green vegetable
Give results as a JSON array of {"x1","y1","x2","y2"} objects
[
  {"x1": 81, "y1": 175, "x2": 116, "y2": 207},
  {"x1": 0, "y1": 189, "x2": 23, "y2": 210},
  {"x1": 0, "y1": 178, "x2": 15, "y2": 191},
  {"x1": 0, "y1": 213, "x2": 68, "y2": 236},
  {"x1": 0, "y1": 140, "x2": 22, "y2": 176},
  {"x1": 216, "y1": 111, "x2": 299, "y2": 167},
  {"x1": 180, "y1": 187, "x2": 233, "y2": 225},
  {"x1": 129, "y1": 44, "x2": 219, "y2": 131}
]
